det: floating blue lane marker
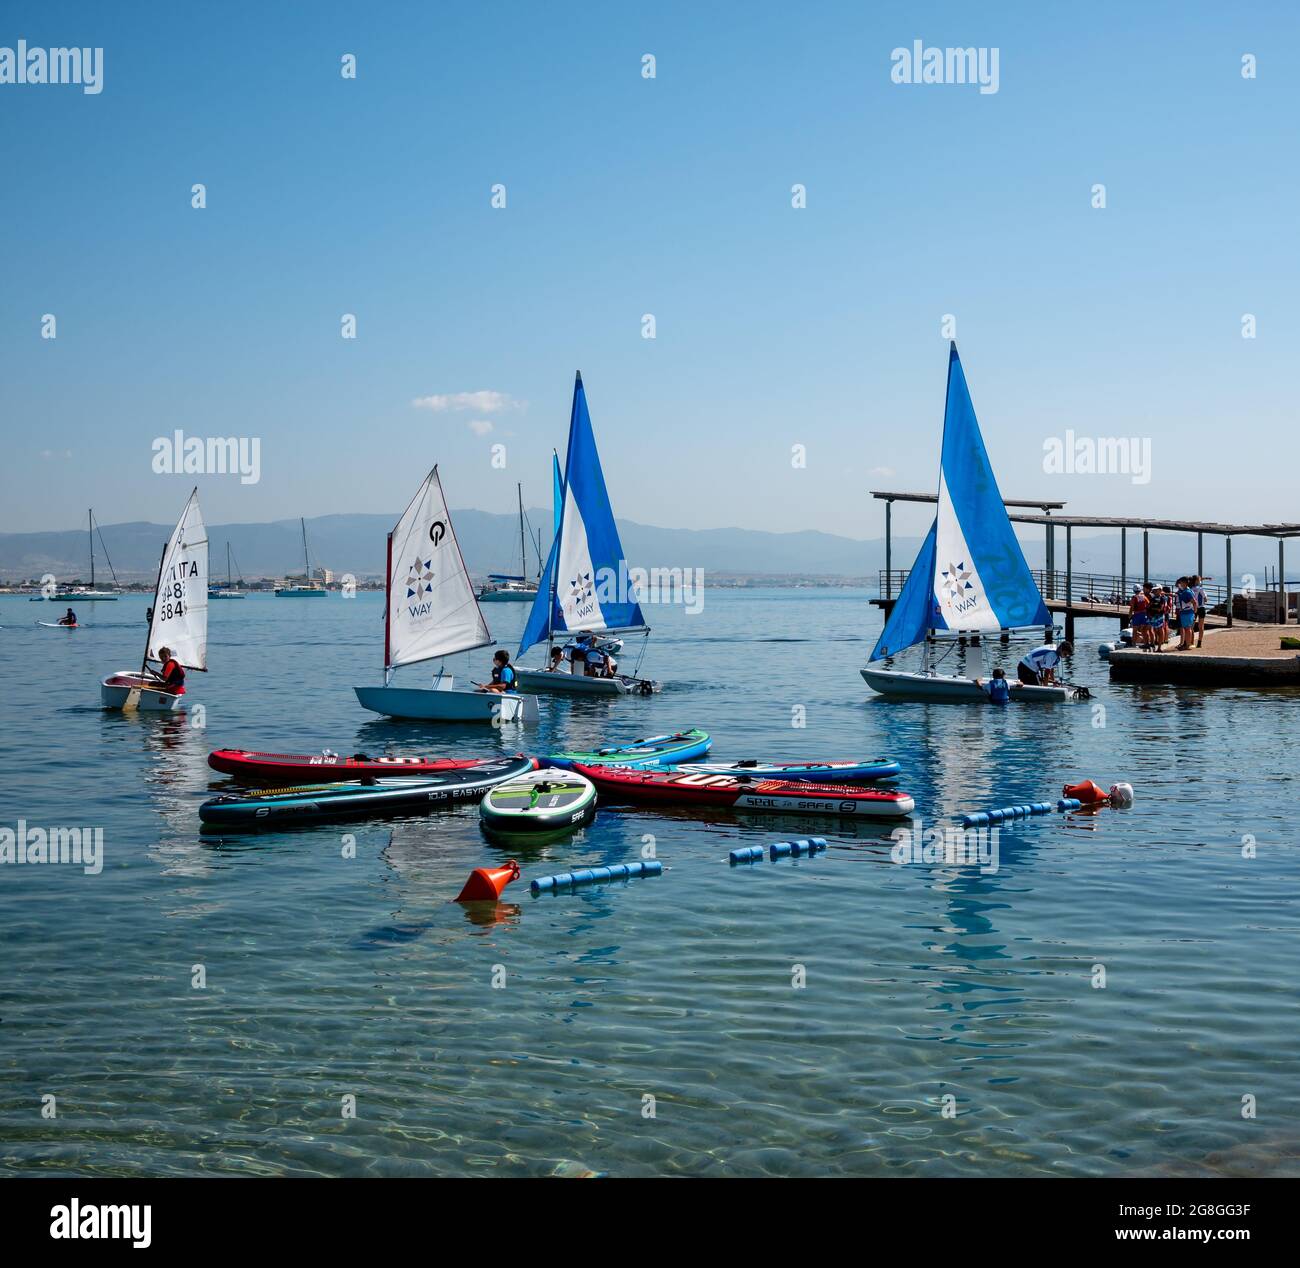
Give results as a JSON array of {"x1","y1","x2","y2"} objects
[
  {"x1": 530, "y1": 860, "x2": 663, "y2": 895},
  {"x1": 962, "y1": 802, "x2": 1058, "y2": 828},
  {"x1": 730, "y1": 838, "x2": 828, "y2": 866},
  {"x1": 770, "y1": 837, "x2": 828, "y2": 860},
  {"x1": 1057, "y1": 797, "x2": 1082, "y2": 812}
]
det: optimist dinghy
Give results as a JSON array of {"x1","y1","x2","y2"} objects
[
  {"x1": 101, "y1": 488, "x2": 208, "y2": 712},
  {"x1": 543, "y1": 729, "x2": 711, "y2": 770},
  {"x1": 572, "y1": 765, "x2": 915, "y2": 818},
  {"x1": 672, "y1": 758, "x2": 901, "y2": 783},
  {"x1": 513, "y1": 373, "x2": 659, "y2": 696},
  {"x1": 353, "y1": 466, "x2": 539, "y2": 724},
  {"x1": 861, "y1": 344, "x2": 1086, "y2": 704}
]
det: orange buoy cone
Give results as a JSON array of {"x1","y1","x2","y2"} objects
[
  {"x1": 1062, "y1": 779, "x2": 1109, "y2": 805},
  {"x1": 455, "y1": 859, "x2": 520, "y2": 902}
]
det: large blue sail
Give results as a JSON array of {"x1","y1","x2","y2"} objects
[
  {"x1": 518, "y1": 373, "x2": 647, "y2": 655},
  {"x1": 552, "y1": 451, "x2": 563, "y2": 536},
  {"x1": 870, "y1": 519, "x2": 940, "y2": 659},
  {"x1": 869, "y1": 343, "x2": 1050, "y2": 661}
]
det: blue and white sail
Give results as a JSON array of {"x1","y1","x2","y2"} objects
[
  {"x1": 519, "y1": 373, "x2": 646, "y2": 655},
  {"x1": 870, "y1": 343, "x2": 1050, "y2": 661},
  {"x1": 385, "y1": 467, "x2": 492, "y2": 672}
]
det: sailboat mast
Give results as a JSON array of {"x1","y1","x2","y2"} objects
[
  {"x1": 300, "y1": 517, "x2": 310, "y2": 581},
  {"x1": 517, "y1": 483, "x2": 526, "y2": 579},
  {"x1": 383, "y1": 531, "x2": 393, "y2": 677},
  {"x1": 227, "y1": 541, "x2": 233, "y2": 588},
  {"x1": 88, "y1": 509, "x2": 94, "y2": 588}
]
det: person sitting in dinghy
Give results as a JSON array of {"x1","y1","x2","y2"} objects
[
  {"x1": 1016, "y1": 640, "x2": 1072, "y2": 687},
  {"x1": 155, "y1": 647, "x2": 186, "y2": 695},
  {"x1": 975, "y1": 666, "x2": 1011, "y2": 704},
  {"x1": 477, "y1": 649, "x2": 519, "y2": 694},
  {"x1": 546, "y1": 646, "x2": 568, "y2": 673},
  {"x1": 57, "y1": 608, "x2": 78, "y2": 627}
]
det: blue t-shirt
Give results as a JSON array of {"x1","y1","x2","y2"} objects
[{"x1": 491, "y1": 664, "x2": 518, "y2": 693}]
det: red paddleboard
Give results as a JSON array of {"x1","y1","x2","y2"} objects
[
  {"x1": 208, "y1": 748, "x2": 514, "y2": 786},
  {"x1": 572, "y1": 764, "x2": 916, "y2": 818}
]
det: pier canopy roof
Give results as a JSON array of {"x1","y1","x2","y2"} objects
[{"x1": 868, "y1": 492, "x2": 1300, "y2": 538}]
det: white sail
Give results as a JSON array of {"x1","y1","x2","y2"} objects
[
  {"x1": 146, "y1": 489, "x2": 209, "y2": 670},
  {"x1": 386, "y1": 467, "x2": 492, "y2": 669}
]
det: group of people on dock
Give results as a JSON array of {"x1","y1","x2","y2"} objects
[{"x1": 1128, "y1": 576, "x2": 1208, "y2": 651}]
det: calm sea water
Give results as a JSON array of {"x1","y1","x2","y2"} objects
[{"x1": 1, "y1": 590, "x2": 1297, "y2": 1177}]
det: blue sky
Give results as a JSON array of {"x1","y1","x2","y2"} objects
[{"x1": 2, "y1": 1, "x2": 1297, "y2": 542}]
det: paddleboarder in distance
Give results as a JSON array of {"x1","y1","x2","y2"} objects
[
  {"x1": 1016, "y1": 639, "x2": 1073, "y2": 686},
  {"x1": 476, "y1": 649, "x2": 518, "y2": 694},
  {"x1": 57, "y1": 608, "x2": 78, "y2": 627},
  {"x1": 155, "y1": 647, "x2": 186, "y2": 695}
]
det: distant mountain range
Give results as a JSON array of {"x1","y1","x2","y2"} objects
[
  {"x1": 0, "y1": 511, "x2": 893, "y2": 584},
  {"x1": 0, "y1": 510, "x2": 1273, "y2": 586}
]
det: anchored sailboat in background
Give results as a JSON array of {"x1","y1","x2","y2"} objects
[
  {"x1": 101, "y1": 489, "x2": 208, "y2": 712},
  {"x1": 514, "y1": 372, "x2": 658, "y2": 696},
  {"x1": 477, "y1": 482, "x2": 541, "y2": 602},
  {"x1": 275, "y1": 518, "x2": 328, "y2": 596},
  {"x1": 209, "y1": 542, "x2": 247, "y2": 599},
  {"x1": 32, "y1": 509, "x2": 121, "y2": 600},
  {"x1": 354, "y1": 466, "x2": 539, "y2": 723},
  {"x1": 861, "y1": 343, "x2": 1084, "y2": 703}
]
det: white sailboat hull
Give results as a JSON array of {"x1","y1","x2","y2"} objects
[
  {"x1": 35, "y1": 592, "x2": 119, "y2": 600},
  {"x1": 478, "y1": 590, "x2": 538, "y2": 602},
  {"x1": 860, "y1": 665, "x2": 1080, "y2": 703},
  {"x1": 101, "y1": 672, "x2": 187, "y2": 712},
  {"x1": 513, "y1": 666, "x2": 657, "y2": 696},
  {"x1": 354, "y1": 679, "x2": 539, "y2": 723}
]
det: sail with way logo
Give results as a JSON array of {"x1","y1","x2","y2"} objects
[
  {"x1": 519, "y1": 372, "x2": 646, "y2": 655},
  {"x1": 354, "y1": 466, "x2": 537, "y2": 723},
  {"x1": 385, "y1": 467, "x2": 491, "y2": 670},
  {"x1": 862, "y1": 345, "x2": 1079, "y2": 702}
]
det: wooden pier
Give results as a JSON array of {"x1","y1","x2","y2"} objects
[{"x1": 871, "y1": 491, "x2": 1299, "y2": 641}]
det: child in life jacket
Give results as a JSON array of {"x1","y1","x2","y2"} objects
[{"x1": 975, "y1": 666, "x2": 1012, "y2": 704}]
